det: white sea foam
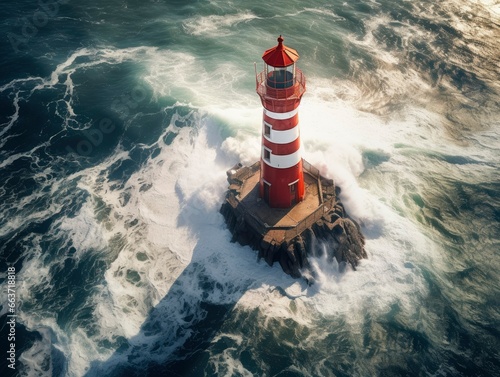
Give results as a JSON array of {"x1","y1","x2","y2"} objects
[
  {"x1": 57, "y1": 202, "x2": 108, "y2": 254},
  {"x1": 182, "y1": 12, "x2": 259, "y2": 36},
  {"x1": 18, "y1": 325, "x2": 67, "y2": 376},
  {"x1": 143, "y1": 50, "x2": 254, "y2": 108}
]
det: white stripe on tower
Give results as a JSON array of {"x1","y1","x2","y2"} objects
[
  {"x1": 263, "y1": 122, "x2": 300, "y2": 144},
  {"x1": 262, "y1": 147, "x2": 302, "y2": 169},
  {"x1": 263, "y1": 108, "x2": 298, "y2": 120}
]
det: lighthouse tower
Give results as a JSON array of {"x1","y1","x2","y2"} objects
[
  {"x1": 256, "y1": 35, "x2": 306, "y2": 208},
  {"x1": 221, "y1": 35, "x2": 367, "y2": 277}
]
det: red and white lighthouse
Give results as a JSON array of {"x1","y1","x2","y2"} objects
[{"x1": 256, "y1": 36, "x2": 307, "y2": 208}]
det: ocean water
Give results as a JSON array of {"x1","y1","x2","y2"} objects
[{"x1": 0, "y1": 0, "x2": 499, "y2": 376}]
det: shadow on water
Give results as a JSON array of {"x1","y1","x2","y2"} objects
[
  {"x1": 84, "y1": 197, "x2": 298, "y2": 376},
  {"x1": 84, "y1": 261, "x2": 244, "y2": 376},
  {"x1": 84, "y1": 187, "x2": 247, "y2": 376},
  {"x1": 84, "y1": 117, "x2": 299, "y2": 376}
]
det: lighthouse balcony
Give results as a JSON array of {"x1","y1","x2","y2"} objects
[{"x1": 256, "y1": 68, "x2": 306, "y2": 104}]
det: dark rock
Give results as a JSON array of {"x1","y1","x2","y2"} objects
[
  {"x1": 304, "y1": 228, "x2": 315, "y2": 252},
  {"x1": 294, "y1": 236, "x2": 309, "y2": 270},
  {"x1": 236, "y1": 216, "x2": 246, "y2": 232},
  {"x1": 287, "y1": 243, "x2": 301, "y2": 278},
  {"x1": 334, "y1": 202, "x2": 345, "y2": 217},
  {"x1": 328, "y1": 217, "x2": 367, "y2": 269},
  {"x1": 278, "y1": 243, "x2": 291, "y2": 275},
  {"x1": 276, "y1": 243, "x2": 301, "y2": 279},
  {"x1": 329, "y1": 212, "x2": 341, "y2": 224},
  {"x1": 263, "y1": 243, "x2": 280, "y2": 266},
  {"x1": 331, "y1": 218, "x2": 346, "y2": 242},
  {"x1": 334, "y1": 242, "x2": 344, "y2": 265},
  {"x1": 312, "y1": 221, "x2": 328, "y2": 240}
]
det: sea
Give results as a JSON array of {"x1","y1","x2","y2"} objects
[{"x1": 1, "y1": 0, "x2": 499, "y2": 376}]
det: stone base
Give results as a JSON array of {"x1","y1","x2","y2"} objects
[{"x1": 220, "y1": 161, "x2": 367, "y2": 280}]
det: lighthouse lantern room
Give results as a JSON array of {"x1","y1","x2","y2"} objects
[{"x1": 256, "y1": 36, "x2": 306, "y2": 208}]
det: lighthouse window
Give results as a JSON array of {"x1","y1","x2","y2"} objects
[
  {"x1": 267, "y1": 65, "x2": 294, "y2": 89},
  {"x1": 264, "y1": 123, "x2": 271, "y2": 137},
  {"x1": 264, "y1": 148, "x2": 271, "y2": 161}
]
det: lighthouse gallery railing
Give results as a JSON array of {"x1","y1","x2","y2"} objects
[{"x1": 256, "y1": 68, "x2": 306, "y2": 101}]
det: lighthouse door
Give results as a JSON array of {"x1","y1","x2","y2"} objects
[
  {"x1": 264, "y1": 182, "x2": 270, "y2": 204},
  {"x1": 290, "y1": 181, "x2": 298, "y2": 206}
]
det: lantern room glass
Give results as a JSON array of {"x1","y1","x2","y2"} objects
[{"x1": 266, "y1": 64, "x2": 295, "y2": 89}]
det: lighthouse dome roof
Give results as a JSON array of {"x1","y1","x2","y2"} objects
[{"x1": 262, "y1": 35, "x2": 299, "y2": 67}]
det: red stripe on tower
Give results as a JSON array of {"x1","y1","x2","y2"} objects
[{"x1": 256, "y1": 35, "x2": 306, "y2": 208}]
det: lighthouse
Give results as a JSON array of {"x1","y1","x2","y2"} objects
[
  {"x1": 256, "y1": 35, "x2": 306, "y2": 208},
  {"x1": 220, "y1": 36, "x2": 367, "y2": 278}
]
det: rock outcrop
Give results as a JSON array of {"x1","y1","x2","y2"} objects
[{"x1": 220, "y1": 184, "x2": 367, "y2": 280}]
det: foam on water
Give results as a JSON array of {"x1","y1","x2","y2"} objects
[{"x1": 182, "y1": 12, "x2": 259, "y2": 37}]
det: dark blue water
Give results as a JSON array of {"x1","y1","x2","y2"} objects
[{"x1": 1, "y1": 1, "x2": 499, "y2": 376}]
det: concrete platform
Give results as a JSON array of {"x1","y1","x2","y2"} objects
[
  {"x1": 238, "y1": 169, "x2": 320, "y2": 229},
  {"x1": 224, "y1": 160, "x2": 336, "y2": 244}
]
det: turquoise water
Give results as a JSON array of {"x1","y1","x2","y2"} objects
[{"x1": 1, "y1": 1, "x2": 499, "y2": 376}]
